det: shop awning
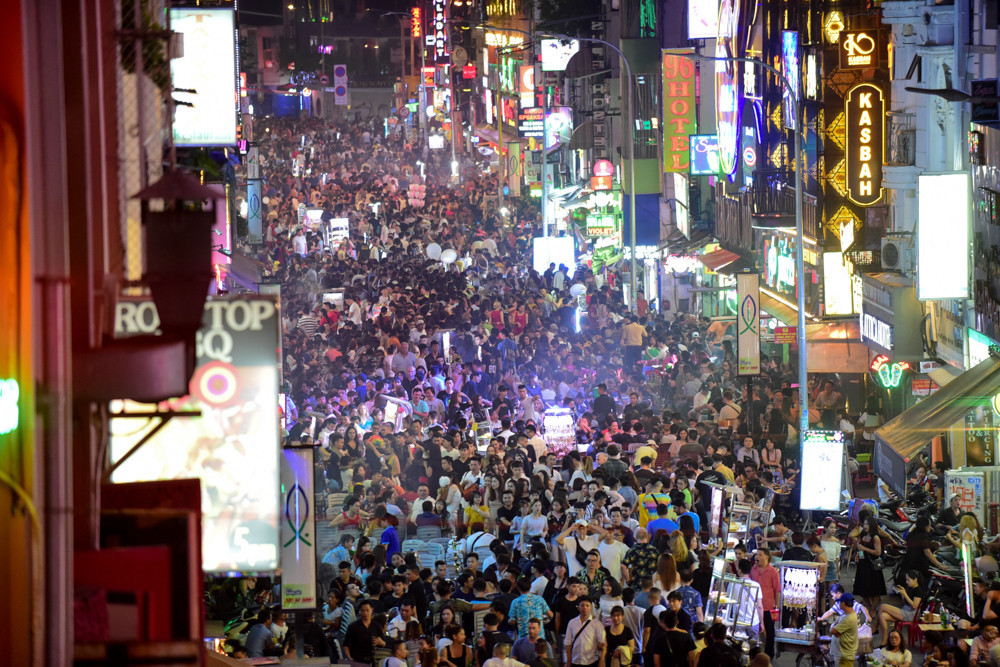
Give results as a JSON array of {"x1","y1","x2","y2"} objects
[
  {"x1": 716, "y1": 256, "x2": 759, "y2": 275},
  {"x1": 760, "y1": 290, "x2": 799, "y2": 326},
  {"x1": 698, "y1": 248, "x2": 740, "y2": 272},
  {"x1": 228, "y1": 252, "x2": 264, "y2": 292},
  {"x1": 874, "y1": 354, "x2": 1000, "y2": 495}
]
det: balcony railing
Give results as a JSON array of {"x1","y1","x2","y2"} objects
[
  {"x1": 751, "y1": 169, "x2": 796, "y2": 219},
  {"x1": 886, "y1": 112, "x2": 916, "y2": 167}
]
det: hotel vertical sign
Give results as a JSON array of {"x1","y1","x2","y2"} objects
[
  {"x1": 845, "y1": 83, "x2": 885, "y2": 206},
  {"x1": 662, "y1": 50, "x2": 697, "y2": 173}
]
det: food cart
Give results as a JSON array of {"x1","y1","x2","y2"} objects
[
  {"x1": 773, "y1": 560, "x2": 825, "y2": 663},
  {"x1": 704, "y1": 557, "x2": 762, "y2": 641}
]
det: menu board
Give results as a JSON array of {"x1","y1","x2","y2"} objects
[{"x1": 800, "y1": 430, "x2": 846, "y2": 511}]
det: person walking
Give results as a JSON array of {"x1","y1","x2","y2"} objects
[
  {"x1": 750, "y1": 548, "x2": 780, "y2": 657},
  {"x1": 830, "y1": 593, "x2": 859, "y2": 667}
]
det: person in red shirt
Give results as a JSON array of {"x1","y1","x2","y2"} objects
[{"x1": 750, "y1": 548, "x2": 781, "y2": 658}]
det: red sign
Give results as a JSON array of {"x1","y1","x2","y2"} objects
[
  {"x1": 463, "y1": 65, "x2": 477, "y2": 79},
  {"x1": 590, "y1": 175, "x2": 613, "y2": 190},
  {"x1": 773, "y1": 326, "x2": 797, "y2": 344},
  {"x1": 662, "y1": 50, "x2": 697, "y2": 173},
  {"x1": 411, "y1": 6, "x2": 422, "y2": 39},
  {"x1": 593, "y1": 159, "x2": 614, "y2": 177},
  {"x1": 911, "y1": 379, "x2": 939, "y2": 396},
  {"x1": 422, "y1": 67, "x2": 436, "y2": 87}
]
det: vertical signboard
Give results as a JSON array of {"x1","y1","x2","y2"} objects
[
  {"x1": 109, "y1": 297, "x2": 282, "y2": 573},
  {"x1": 170, "y1": 8, "x2": 238, "y2": 146},
  {"x1": 247, "y1": 178, "x2": 263, "y2": 245},
  {"x1": 944, "y1": 470, "x2": 986, "y2": 524},
  {"x1": 781, "y1": 31, "x2": 800, "y2": 129},
  {"x1": 333, "y1": 64, "x2": 348, "y2": 106},
  {"x1": 425, "y1": 0, "x2": 448, "y2": 64},
  {"x1": 918, "y1": 173, "x2": 970, "y2": 300},
  {"x1": 845, "y1": 83, "x2": 885, "y2": 206},
  {"x1": 736, "y1": 272, "x2": 761, "y2": 375},
  {"x1": 280, "y1": 448, "x2": 317, "y2": 610},
  {"x1": 662, "y1": 50, "x2": 697, "y2": 173},
  {"x1": 965, "y1": 407, "x2": 996, "y2": 468},
  {"x1": 714, "y1": 0, "x2": 744, "y2": 177}
]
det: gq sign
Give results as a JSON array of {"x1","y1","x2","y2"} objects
[
  {"x1": 846, "y1": 83, "x2": 884, "y2": 206},
  {"x1": 663, "y1": 50, "x2": 697, "y2": 173}
]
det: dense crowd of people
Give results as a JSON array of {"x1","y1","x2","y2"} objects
[{"x1": 211, "y1": 115, "x2": 967, "y2": 667}]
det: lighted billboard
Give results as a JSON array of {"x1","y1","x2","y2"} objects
[
  {"x1": 663, "y1": 50, "x2": 697, "y2": 173},
  {"x1": 171, "y1": 8, "x2": 238, "y2": 146},
  {"x1": 109, "y1": 296, "x2": 281, "y2": 573},
  {"x1": 917, "y1": 173, "x2": 970, "y2": 300},
  {"x1": 845, "y1": 83, "x2": 885, "y2": 206},
  {"x1": 689, "y1": 134, "x2": 721, "y2": 175},
  {"x1": 688, "y1": 0, "x2": 720, "y2": 39},
  {"x1": 800, "y1": 431, "x2": 846, "y2": 511}
]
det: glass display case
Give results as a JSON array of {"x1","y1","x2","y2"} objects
[
  {"x1": 775, "y1": 561, "x2": 822, "y2": 646},
  {"x1": 704, "y1": 557, "x2": 762, "y2": 640},
  {"x1": 727, "y1": 501, "x2": 772, "y2": 551}
]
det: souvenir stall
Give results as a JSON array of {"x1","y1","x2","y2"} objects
[
  {"x1": 774, "y1": 561, "x2": 823, "y2": 662},
  {"x1": 705, "y1": 558, "x2": 763, "y2": 640}
]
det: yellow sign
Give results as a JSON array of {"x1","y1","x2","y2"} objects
[{"x1": 485, "y1": 32, "x2": 525, "y2": 48}]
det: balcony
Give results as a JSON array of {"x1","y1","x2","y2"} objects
[
  {"x1": 750, "y1": 169, "x2": 795, "y2": 219},
  {"x1": 887, "y1": 112, "x2": 916, "y2": 166},
  {"x1": 883, "y1": 111, "x2": 922, "y2": 189}
]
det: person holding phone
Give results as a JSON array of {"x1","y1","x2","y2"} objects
[{"x1": 874, "y1": 571, "x2": 925, "y2": 640}]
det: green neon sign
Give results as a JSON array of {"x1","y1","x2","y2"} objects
[{"x1": 0, "y1": 379, "x2": 19, "y2": 435}]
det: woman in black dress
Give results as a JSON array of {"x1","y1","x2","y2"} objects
[
  {"x1": 853, "y1": 515, "x2": 887, "y2": 611},
  {"x1": 605, "y1": 606, "x2": 635, "y2": 667}
]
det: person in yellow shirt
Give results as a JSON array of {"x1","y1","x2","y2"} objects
[
  {"x1": 620, "y1": 315, "x2": 647, "y2": 372},
  {"x1": 713, "y1": 456, "x2": 736, "y2": 484},
  {"x1": 633, "y1": 440, "x2": 659, "y2": 466}
]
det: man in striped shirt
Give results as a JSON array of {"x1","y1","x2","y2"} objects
[{"x1": 297, "y1": 307, "x2": 319, "y2": 337}]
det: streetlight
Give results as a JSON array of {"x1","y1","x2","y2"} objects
[
  {"x1": 542, "y1": 34, "x2": 637, "y2": 312},
  {"x1": 374, "y1": 11, "x2": 416, "y2": 141},
  {"x1": 681, "y1": 52, "x2": 810, "y2": 436}
]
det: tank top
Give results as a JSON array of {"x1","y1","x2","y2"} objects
[{"x1": 342, "y1": 511, "x2": 362, "y2": 527}]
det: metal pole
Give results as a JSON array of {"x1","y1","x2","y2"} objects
[
  {"x1": 497, "y1": 47, "x2": 504, "y2": 208},
  {"x1": 542, "y1": 82, "x2": 549, "y2": 236},
  {"x1": 681, "y1": 52, "x2": 809, "y2": 435}
]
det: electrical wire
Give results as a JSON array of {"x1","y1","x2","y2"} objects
[{"x1": 0, "y1": 468, "x2": 40, "y2": 535}]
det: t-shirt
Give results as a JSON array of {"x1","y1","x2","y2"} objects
[
  {"x1": 646, "y1": 516, "x2": 680, "y2": 538},
  {"x1": 497, "y1": 506, "x2": 519, "y2": 541},
  {"x1": 635, "y1": 492, "x2": 670, "y2": 527},
  {"x1": 597, "y1": 539, "x2": 629, "y2": 582},
  {"x1": 555, "y1": 595, "x2": 582, "y2": 634},
  {"x1": 563, "y1": 534, "x2": 601, "y2": 577},
  {"x1": 381, "y1": 524, "x2": 401, "y2": 558},
  {"x1": 831, "y1": 612, "x2": 859, "y2": 659}
]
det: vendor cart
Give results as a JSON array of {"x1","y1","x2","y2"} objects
[{"x1": 705, "y1": 557, "x2": 762, "y2": 641}]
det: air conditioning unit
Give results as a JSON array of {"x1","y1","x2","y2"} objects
[
  {"x1": 592, "y1": 83, "x2": 606, "y2": 95},
  {"x1": 592, "y1": 47, "x2": 605, "y2": 58},
  {"x1": 592, "y1": 97, "x2": 607, "y2": 109},
  {"x1": 881, "y1": 237, "x2": 914, "y2": 272}
]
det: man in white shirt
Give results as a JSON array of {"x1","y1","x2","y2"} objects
[
  {"x1": 382, "y1": 639, "x2": 409, "y2": 667},
  {"x1": 597, "y1": 528, "x2": 629, "y2": 583},
  {"x1": 525, "y1": 425, "x2": 548, "y2": 461},
  {"x1": 408, "y1": 485, "x2": 432, "y2": 524},
  {"x1": 483, "y1": 641, "x2": 528, "y2": 667},
  {"x1": 386, "y1": 602, "x2": 416, "y2": 638},
  {"x1": 461, "y1": 457, "x2": 485, "y2": 494},
  {"x1": 556, "y1": 520, "x2": 607, "y2": 577},
  {"x1": 564, "y1": 598, "x2": 606, "y2": 667}
]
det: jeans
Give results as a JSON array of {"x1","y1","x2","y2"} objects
[{"x1": 763, "y1": 608, "x2": 776, "y2": 657}]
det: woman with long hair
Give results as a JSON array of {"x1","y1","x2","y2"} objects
[
  {"x1": 761, "y1": 437, "x2": 782, "y2": 470},
  {"x1": 431, "y1": 606, "x2": 456, "y2": 642},
  {"x1": 599, "y1": 578, "x2": 625, "y2": 627},
  {"x1": 438, "y1": 624, "x2": 471, "y2": 667},
  {"x1": 485, "y1": 476, "x2": 504, "y2": 519},
  {"x1": 854, "y1": 515, "x2": 887, "y2": 611},
  {"x1": 692, "y1": 549, "x2": 714, "y2": 602},
  {"x1": 329, "y1": 495, "x2": 369, "y2": 528},
  {"x1": 655, "y1": 553, "x2": 680, "y2": 594},
  {"x1": 671, "y1": 531, "x2": 694, "y2": 570},
  {"x1": 463, "y1": 490, "x2": 490, "y2": 534}
]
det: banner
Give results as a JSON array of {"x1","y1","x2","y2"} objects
[
  {"x1": 280, "y1": 448, "x2": 317, "y2": 610},
  {"x1": 333, "y1": 64, "x2": 348, "y2": 106},
  {"x1": 662, "y1": 50, "x2": 696, "y2": 173},
  {"x1": 736, "y1": 272, "x2": 761, "y2": 375},
  {"x1": 246, "y1": 144, "x2": 260, "y2": 180},
  {"x1": 109, "y1": 296, "x2": 282, "y2": 573},
  {"x1": 247, "y1": 179, "x2": 263, "y2": 245}
]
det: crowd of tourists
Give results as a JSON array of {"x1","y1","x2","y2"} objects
[{"x1": 215, "y1": 115, "x2": 944, "y2": 667}]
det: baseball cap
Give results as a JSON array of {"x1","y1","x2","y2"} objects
[{"x1": 839, "y1": 592, "x2": 855, "y2": 605}]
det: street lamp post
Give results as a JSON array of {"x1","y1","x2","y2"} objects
[
  {"x1": 681, "y1": 52, "x2": 809, "y2": 436},
  {"x1": 378, "y1": 12, "x2": 414, "y2": 142}
]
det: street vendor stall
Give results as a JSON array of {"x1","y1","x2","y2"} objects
[
  {"x1": 705, "y1": 557, "x2": 762, "y2": 640},
  {"x1": 776, "y1": 560, "x2": 822, "y2": 646}
]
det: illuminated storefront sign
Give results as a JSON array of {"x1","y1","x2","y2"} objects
[
  {"x1": 823, "y1": 251, "x2": 856, "y2": 315},
  {"x1": 824, "y1": 11, "x2": 845, "y2": 43},
  {"x1": 662, "y1": 50, "x2": 697, "y2": 173},
  {"x1": 499, "y1": 56, "x2": 518, "y2": 94},
  {"x1": 845, "y1": 83, "x2": 885, "y2": 206},
  {"x1": 860, "y1": 302, "x2": 893, "y2": 351},
  {"x1": 740, "y1": 101, "x2": 760, "y2": 188},
  {"x1": 425, "y1": 0, "x2": 448, "y2": 64},
  {"x1": 411, "y1": 6, "x2": 422, "y2": 39},
  {"x1": 714, "y1": 0, "x2": 743, "y2": 177},
  {"x1": 688, "y1": 0, "x2": 719, "y2": 39},
  {"x1": 520, "y1": 65, "x2": 535, "y2": 107},
  {"x1": 540, "y1": 39, "x2": 580, "y2": 72},
  {"x1": 870, "y1": 354, "x2": 910, "y2": 388},
  {"x1": 586, "y1": 213, "x2": 618, "y2": 237},
  {"x1": 781, "y1": 31, "x2": 799, "y2": 129},
  {"x1": 840, "y1": 31, "x2": 877, "y2": 69},
  {"x1": 171, "y1": 8, "x2": 237, "y2": 146},
  {"x1": 918, "y1": 173, "x2": 970, "y2": 300},
  {"x1": 689, "y1": 134, "x2": 721, "y2": 175},
  {"x1": 484, "y1": 32, "x2": 524, "y2": 48}
]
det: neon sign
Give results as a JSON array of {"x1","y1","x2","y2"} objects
[
  {"x1": 840, "y1": 31, "x2": 877, "y2": 69},
  {"x1": 663, "y1": 50, "x2": 697, "y2": 173},
  {"x1": 845, "y1": 83, "x2": 885, "y2": 206},
  {"x1": 499, "y1": 56, "x2": 518, "y2": 94},
  {"x1": 411, "y1": 6, "x2": 422, "y2": 39},
  {"x1": 714, "y1": 0, "x2": 743, "y2": 177},
  {"x1": 425, "y1": 0, "x2": 448, "y2": 64},
  {"x1": 781, "y1": 31, "x2": 799, "y2": 129},
  {"x1": 870, "y1": 354, "x2": 910, "y2": 388},
  {"x1": 484, "y1": 32, "x2": 523, "y2": 48}
]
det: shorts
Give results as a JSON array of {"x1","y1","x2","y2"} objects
[{"x1": 900, "y1": 607, "x2": 917, "y2": 622}]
